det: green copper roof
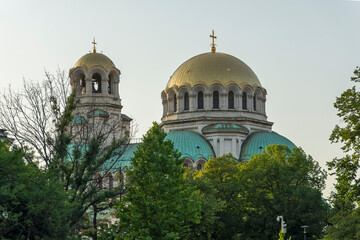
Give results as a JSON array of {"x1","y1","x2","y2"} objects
[
  {"x1": 65, "y1": 143, "x2": 87, "y2": 162},
  {"x1": 240, "y1": 131, "x2": 296, "y2": 161},
  {"x1": 72, "y1": 115, "x2": 86, "y2": 124},
  {"x1": 65, "y1": 143, "x2": 138, "y2": 172},
  {"x1": 121, "y1": 113, "x2": 133, "y2": 121},
  {"x1": 87, "y1": 109, "x2": 109, "y2": 117},
  {"x1": 102, "y1": 143, "x2": 139, "y2": 172},
  {"x1": 165, "y1": 131, "x2": 215, "y2": 162},
  {"x1": 202, "y1": 123, "x2": 249, "y2": 134}
]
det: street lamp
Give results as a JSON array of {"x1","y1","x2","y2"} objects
[
  {"x1": 277, "y1": 216, "x2": 287, "y2": 233},
  {"x1": 300, "y1": 225, "x2": 309, "y2": 240}
]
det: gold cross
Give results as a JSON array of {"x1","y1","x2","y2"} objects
[
  {"x1": 210, "y1": 30, "x2": 217, "y2": 53},
  {"x1": 92, "y1": 38, "x2": 97, "y2": 53}
]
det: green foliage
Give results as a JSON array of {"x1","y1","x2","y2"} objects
[
  {"x1": 186, "y1": 146, "x2": 327, "y2": 240},
  {"x1": 239, "y1": 145, "x2": 327, "y2": 240},
  {"x1": 49, "y1": 89, "x2": 128, "y2": 238},
  {"x1": 115, "y1": 122, "x2": 201, "y2": 240},
  {"x1": 324, "y1": 67, "x2": 360, "y2": 239},
  {"x1": 278, "y1": 230, "x2": 291, "y2": 240},
  {"x1": 322, "y1": 207, "x2": 360, "y2": 240},
  {"x1": 0, "y1": 73, "x2": 129, "y2": 239},
  {"x1": 0, "y1": 140, "x2": 70, "y2": 239},
  {"x1": 198, "y1": 154, "x2": 244, "y2": 240},
  {"x1": 183, "y1": 166, "x2": 226, "y2": 240},
  {"x1": 330, "y1": 66, "x2": 360, "y2": 158}
]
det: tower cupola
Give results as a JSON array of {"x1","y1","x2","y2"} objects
[
  {"x1": 69, "y1": 39, "x2": 121, "y2": 100},
  {"x1": 68, "y1": 40, "x2": 130, "y2": 144}
]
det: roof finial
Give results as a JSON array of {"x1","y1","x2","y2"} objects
[
  {"x1": 92, "y1": 37, "x2": 97, "y2": 53},
  {"x1": 210, "y1": 30, "x2": 217, "y2": 53}
]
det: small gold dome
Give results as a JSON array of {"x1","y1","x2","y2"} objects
[
  {"x1": 166, "y1": 52, "x2": 262, "y2": 91},
  {"x1": 73, "y1": 52, "x2": 116, "y2": 72}
]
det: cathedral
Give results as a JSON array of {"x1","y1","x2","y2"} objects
[{"x1": 69, "y1": 33, "x2": 295, "y2": 174}]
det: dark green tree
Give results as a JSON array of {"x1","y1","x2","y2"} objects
[
  {"x1": 187, "y1": 146, "x2": 327, "y2": 240},
  {"x1": 239, "y1": 145, "x2": 327, "y2": 240},
  {"x1": 0, "y1": 140, "x2": 70, "y2": 240},
  {"x1": 324, "y1": 67, "x2": 360, "y2": 239},
  {"x1": 183, "y1": 166, "x2": 226, "y2": 240},
  {"x1": 184, "y1": 154, "x2": 257, "y2": 240},
  {"x1": 115, "y1": 122, "x2": 201, "y2": 240},
  {"x1": 52, "y1": 90, "x2": 128, "y2": 239}
]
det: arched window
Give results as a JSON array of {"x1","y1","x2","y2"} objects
[
  {"x1": 228, "y1": 91, "x2": 234, "y2": 109},
  {"x1": 108, "y1": 175, "x2": 113, "y2": 190},
  {"x1": 92, "y1": 73, "x2": 102, "y2": 93},
  {"x1": 80, "y1": 75, "x2": 86, "y2": 95},
  {"x1": 174, "y1": 94, "x2": 177, "y2": 112},
  {"x1": 197, "y1": 163, "x2": 202, "y2": 170},
  {"x1": 253, "y1": 95, "x2": 257, "y2": 111},
  {"x1": 97, "y1": 175, "x2": 102, "y2": 189},
  {"x1": 242, "y1": 92, "x2": 247, "y2": 110},
  {"x1": 108, "y1": 75, "x2": 112, "y2": 94},
  {"x1": 183, "y1": 163, "x2": 189, "y2": 168},
  {"x1": 184, "y1": 92, "x2": 189, "y2": 110},
  {"x1": 198, "y1": 91, "x2": 204, "y2": 109},
  {"x1": 213, "y1": 91, "x2": 219, "y2": 109}
]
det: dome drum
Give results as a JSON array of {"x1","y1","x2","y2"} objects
[{"x1": 162, "y1": 85, "x2": 267, "y2": 119}]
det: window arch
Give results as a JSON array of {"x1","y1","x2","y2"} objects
[
  {"x1": 198, "y1": 91, "x2": 204, "y2": 109},
  {"x1": 242, "y1": 92, "x2": 247, "y2": 110},
  {"x1": 108, "y1": 175, "x2": 113, "y2": 190},
  {"x1": 253, "y1": 95, "x2": 257, "y2": 111},
  {"x1": 108, "y1": 75, "x2": 112, "y2": 94},
  {"x1": 80, "y1": 75, "x2": 86, "y2": 95},
  {"x1": 92, "y1": 73, "x2": 102, "y2": 93},
  {"x1": 97, "y1": 175, "x2": 102, "y2": 189},
  {"x1": 173, "y1": 94, "x2": 177, "y2": 112},
  {"x1": 197, "y1": 163, "x2": 203, "y2": 170},
  {"x1": 228, "y1": 91, "x2": 234, "y2": 109},
  {"x1": 184, "y1": 92, "x2": 189, "y2": 110},
  {"x1": 213, "y1": 91, "x2": 219, "y2": 109}
]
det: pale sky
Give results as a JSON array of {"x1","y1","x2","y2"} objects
[{"x1": 1, "y1": 0, "x2": 359, "y2": 197}]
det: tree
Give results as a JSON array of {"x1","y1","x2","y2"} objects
[
  {"x1": 0, "y1": 71, "x2": 130, "y2": 239},
  {"x1": 239, "y1": 145, "x2": 327, "y2": 240},
  {"x1": 0, "y1": 140, "x2": 70, "y2": 239},
  {"x1": 51, "y1": 90, "x2": 129, "y2": 239},
  {"x1": 0, "y1": 70, "x2": 70, "y2": 166},
  {"x1": 115, "y1": 122, "x2": 201, "y2": 240},
  {"x1": 186, "y1": 146, "x2": 327, "y2": 240},
  {"x1": 184, "y1": 154, "x2": 242, "y2": 240},
  {"x1": 324, "y1": 67, "x2": 360, "y2": 239}
]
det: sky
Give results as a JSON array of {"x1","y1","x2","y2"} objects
[{"x1": 1, "y1": 0, "x2": 359, "y2": 197}]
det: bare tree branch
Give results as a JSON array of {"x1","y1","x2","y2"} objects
[{"x1": 0, "y1": 69, "x2": 70, "y2": 166}]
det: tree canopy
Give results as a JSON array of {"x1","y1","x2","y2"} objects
[
  {"x1": 0, "y1": 72, "x2": 130, "y2": 239},
  {"x1": 185, "y1": 146, "x2": 327, "y2": 240},
  {"x1": 324, "y1": 67, "x2": 360, "y2": 239},
  {"x1": 0, "y1": 141, "x2": 70, "y2": 240},
  {"x1": 239, "y1": 145, "x2": 327, "y2": 240},
  {"x1": 115, "y1": 122, "x2": 201, "y2": 240}
]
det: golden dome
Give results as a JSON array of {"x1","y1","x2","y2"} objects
[
  {"x1": 73, "y1": 52, "x2": 116, "y2": 72},
  {"x1": 166, "y1": 52, "x2": 262, "y2": 90}
]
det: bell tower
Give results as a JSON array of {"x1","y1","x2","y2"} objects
[{"x1": 69, "y1": 40, "x2": 131, "y2": 144}]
